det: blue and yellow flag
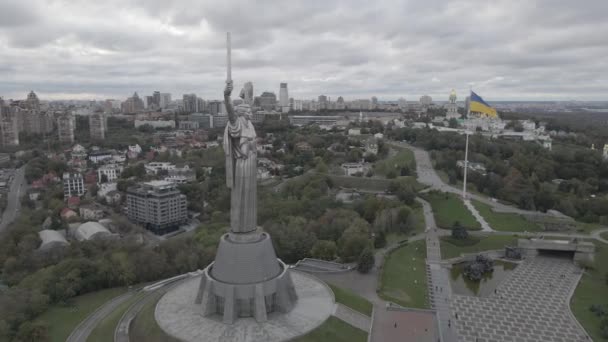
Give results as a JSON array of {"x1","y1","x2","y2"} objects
[{"x1": 469, "y1": 91, "x2": 497, "y2": 118}]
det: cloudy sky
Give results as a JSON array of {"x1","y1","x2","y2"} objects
[{"x1": 1, "y1": 0, "x2": 607, "y2": 102}]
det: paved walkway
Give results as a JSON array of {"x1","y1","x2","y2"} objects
[
  {"x1": 333, "y1": 303, "x2": 371, "y2": 332},
  {"x1": 418, "y1": 197, "x2": 459, "y2": 342},
  {"x1": 452, "y1": 256, "x2": 590, "y2": 342},
  {"x1": 463, "y1": 199, "x2": 494, "y2": 232}
]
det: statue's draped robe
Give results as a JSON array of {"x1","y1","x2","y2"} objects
[{"x1": 223, "y1": 116, "x2": 257, "y2": 233}]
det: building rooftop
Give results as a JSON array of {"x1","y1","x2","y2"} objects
[{"x1": 75, "y1": 221, "x2": 111, "y2": 241}]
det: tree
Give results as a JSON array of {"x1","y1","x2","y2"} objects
[
  {"x1": 310, "y1": 240, "x2": 337, "y2": 261},
  {"x1": 373, "y1": 230, "x2": 387, "y2": 248},
  {"x1": 16, "y1": 321, "x2": 49, "y2": 342},
  {"x1": 357, "y1": 248, "x2": 375, "y2": 274},
  {"x1": 451, "y1": 221, "x2": 469, "y2": 240},
  {"x1": 338, "y1": 225, "x2": 370, "y2": 262},
  {"x1": 448, "y1": 118, "x2": 459, "y2": 128}
]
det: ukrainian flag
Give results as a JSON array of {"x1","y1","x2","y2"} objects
[{"x1": 469, "y1": 91, "x2": 497, "y2": 118}]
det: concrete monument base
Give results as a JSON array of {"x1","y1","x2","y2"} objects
[{"x1": 155, "y1": 271, "x2": 334, "y2": 342}]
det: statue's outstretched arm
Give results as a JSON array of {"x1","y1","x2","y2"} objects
[{"x1": 224, "y1": 81, "x2": 236, "y2": 124}]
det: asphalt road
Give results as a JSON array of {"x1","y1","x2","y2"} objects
[
  {"x1": 66, "y1": 291, "x2": 137, "y2": 342},
  {"x1": 0, "y1": 166, "x2": 26, "y2": 232},
  {"x1": 391, "y1": 141, "x2": 562, "y2": 218}
]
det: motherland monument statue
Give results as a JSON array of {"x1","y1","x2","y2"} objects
[{"x1": 193, "y1": 32, "x2": 298, "y2": 324}]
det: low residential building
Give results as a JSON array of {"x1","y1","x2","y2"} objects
[
  {"x1": 145, "y1": 162, "x2": 176, "y2": 175},
  {"x1": 89, "y1": 150, "x2": 113, "y2": 163},
  {"x1": 127, "y1": 144, "x2": 142, "y2": 159},
  {"x1": 456, "y1": 160, "x2": 487, "y2": 175},
  {"x1": 63, "y1": 173, "x2": 85, "y2": 198},
  {"x1": 126, "y1": 180, "x2": 188, "y2": 234},
  {"x1": 97, "y1": 163, "x2": 124, "y2": 183},
  {"x1": 60, "y1": 208, "x2": 78, "y2": 220},
  {"x1": 79, "y1": 204, "x2": 105, "y2": 220},
  {"x1": 71, "y1": 144, "x2": 87, "y2": 159},
  {"x1": 74, "y1": 221, "x2": 111, "y2": 241},
  {"x1": 104, "y1": 190, "x2": 122, "y2": 205},
  {"x1": 134, "y1": 120, "x2": 175, "y2": 129},
  {"x1": 38, "y1": 230, "x2": 69, "y2": 250},
  {"x1": 341, "y1": 162, "x2": 369, "y2": 176},
  {"x1": 165, "y1": 165, "x2": 196, "y2": 184},
  {"x1": 348, "y1": 128, "x2": 361, "y2": 136}
]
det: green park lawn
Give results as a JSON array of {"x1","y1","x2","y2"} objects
[
  {"x1": 571, "y1": 241, "x2": 608, "y2": 342},
  {"x1": 38, "y1": 287, "x2": 129, "y2": 342},
  {"x1": 328, "y1": 284, "x2": 373, "y2": 316},
  {"x1": 601, "y1": 231, "x2": 608, "y2": 241},
  {"x1": 422, "y1": 191, "x2": 481, "y2": 230},
  {"x1": 293, "y1": 316, "x2": 368, "y2": 342},
  {"x1": 87, "y1": 293, "x2": 144, "y2": 342},
  {"x1": 374, "y1": 149, "x2": 416, "y2": 177},
  {"x1": 472, "y1": 200, "x2": 542, "y2": 232},
  {"x1": 440, "y1": 234, "x2": 519, "y2": 259},
  {"x1": 130, "y1": 292, "x2": 180, "y2": 342},
  {"x1": 379, "y1": 240, "x2": 428, "y2": 309}
]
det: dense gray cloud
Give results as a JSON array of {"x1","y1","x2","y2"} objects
[{"x1": 0, "y1": 0, "x2": 607, "y2": 101}]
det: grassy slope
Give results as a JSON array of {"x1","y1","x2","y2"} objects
[
  {"x1": 328, "y1": 284, "x2": 373, "y2": 316},
  {"x1": 601, "y1": 231, "x2": 608, "y2": 240},
  {"x1": 292, "y1": 316, "x2": 368, "y2": 342},
  {"x1": 87, "y1": 293, "x2": 144, "y2": 342},
  {"x1": 440, "y1": 235, "x2": 519, "y2": 259},
  {"x1": 130, "y1": 292, "x2": 180, "y2": 342},
  {"x1": 38, "y1": 287, "x2": 129, "y2": 342},
  {"x1": 472, "y1": 200, "x2": 542, "y2": 232},
  {"x1": 422, "y1": 192, "x2": 481, "y2": 230},
  {"x1": 571, "y1": 241, "x2": 608, "y2": 342},
  {"x1": 379, "y1": 240, "x2": 428, "y2": 309},
  {"x1": 374, "y1": 149, "x2": 416, "y2": 177}
]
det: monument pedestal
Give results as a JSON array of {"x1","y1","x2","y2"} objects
[{"x1": 195, "y1": 231, "x2": 298, "y2": 324}]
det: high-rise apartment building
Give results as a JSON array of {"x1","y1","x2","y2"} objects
[
  {"x1": 121, "y1": 92, "x2": 145, "y2": 113},
  {"x1": 279, "y1": 83, "x2": 289, "y2": 112},
  {"x1": 318, "y1": 95, "x2": 328, "y2": 110},
  {"x1": 159, "y1": 93, "x2": 172, "y2": 109},
  {"x1": 153, "y1": 91, "x2": 161, "y2": 107},
  {"x1": 63, "y1": 172, "x2": 85, "y2": 198},
  {"x1": 25, "y1": 91, "x2": 40, "y2": 111},
  {"x1": 420, "y1": 95, "x2": 433, "y2": 107},
  {"x1": 0, "y1": 103, "x2": 19, "y2": 147},
  {"x1": 207, "y1": 100, "x2": 223, "y2": 115},
  {"x1": 241, "y1": 82, "x2": 254, "y2": 105},
  {"x1": 57, "y1": 112, "x2": 75, "y2": 144},
  {"x1": 126, "y1": 180, "x2": 188, "y2": 234},
  {"x1": 259, "y1": 92, "x2": 277, "y2": 111},
  {"x1": 182, "y1": 94, "x2": 197, "y2": 113},
  {"x1": 89, "y1": 112, "x2": 107, "y2": 140}
]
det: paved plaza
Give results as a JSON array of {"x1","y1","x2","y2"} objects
[
  {"x1": 452, "y1": 256, "x2": 590, "y2": 342},
  {"x1": 155, "y1": 271, "x2": 334, "y2": 342}
]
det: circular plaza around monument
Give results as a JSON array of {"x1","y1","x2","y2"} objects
[{"x1": 155, "y1": 270, "x2": 334, "y2": 342}]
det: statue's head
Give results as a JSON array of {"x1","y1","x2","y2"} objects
[{"x1": 236, "y1": 103, "x2": 252, "y2": 120}]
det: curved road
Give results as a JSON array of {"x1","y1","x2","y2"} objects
[
  {"x1": 0, "y1": 166, "x2": 26, "y2": 232},
  {"x1": 66, "y1": 291, "x2": 137, "y2": 342}
]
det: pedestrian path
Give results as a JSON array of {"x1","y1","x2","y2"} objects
[
  {"x1": 463, "y1": 199, "x2": 494, "y2": 232},
  {"x1": 333, "y1": 303, "x2": 371, "y2": 332},
  {"x1": 417, "y1": 197, "x2": 459, "y2": 342}
]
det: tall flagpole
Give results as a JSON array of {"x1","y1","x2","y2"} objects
[{"x1": 462, "y1": 87, "x2": 472, "y2": 200}]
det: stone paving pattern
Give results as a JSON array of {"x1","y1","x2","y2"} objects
[{"x1": 452, "y1": 256, "x2": 590, "y2": 342}]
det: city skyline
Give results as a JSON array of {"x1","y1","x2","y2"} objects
[{"x1": 1, "y1": 0, "x2": 608, "y2": 101}]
